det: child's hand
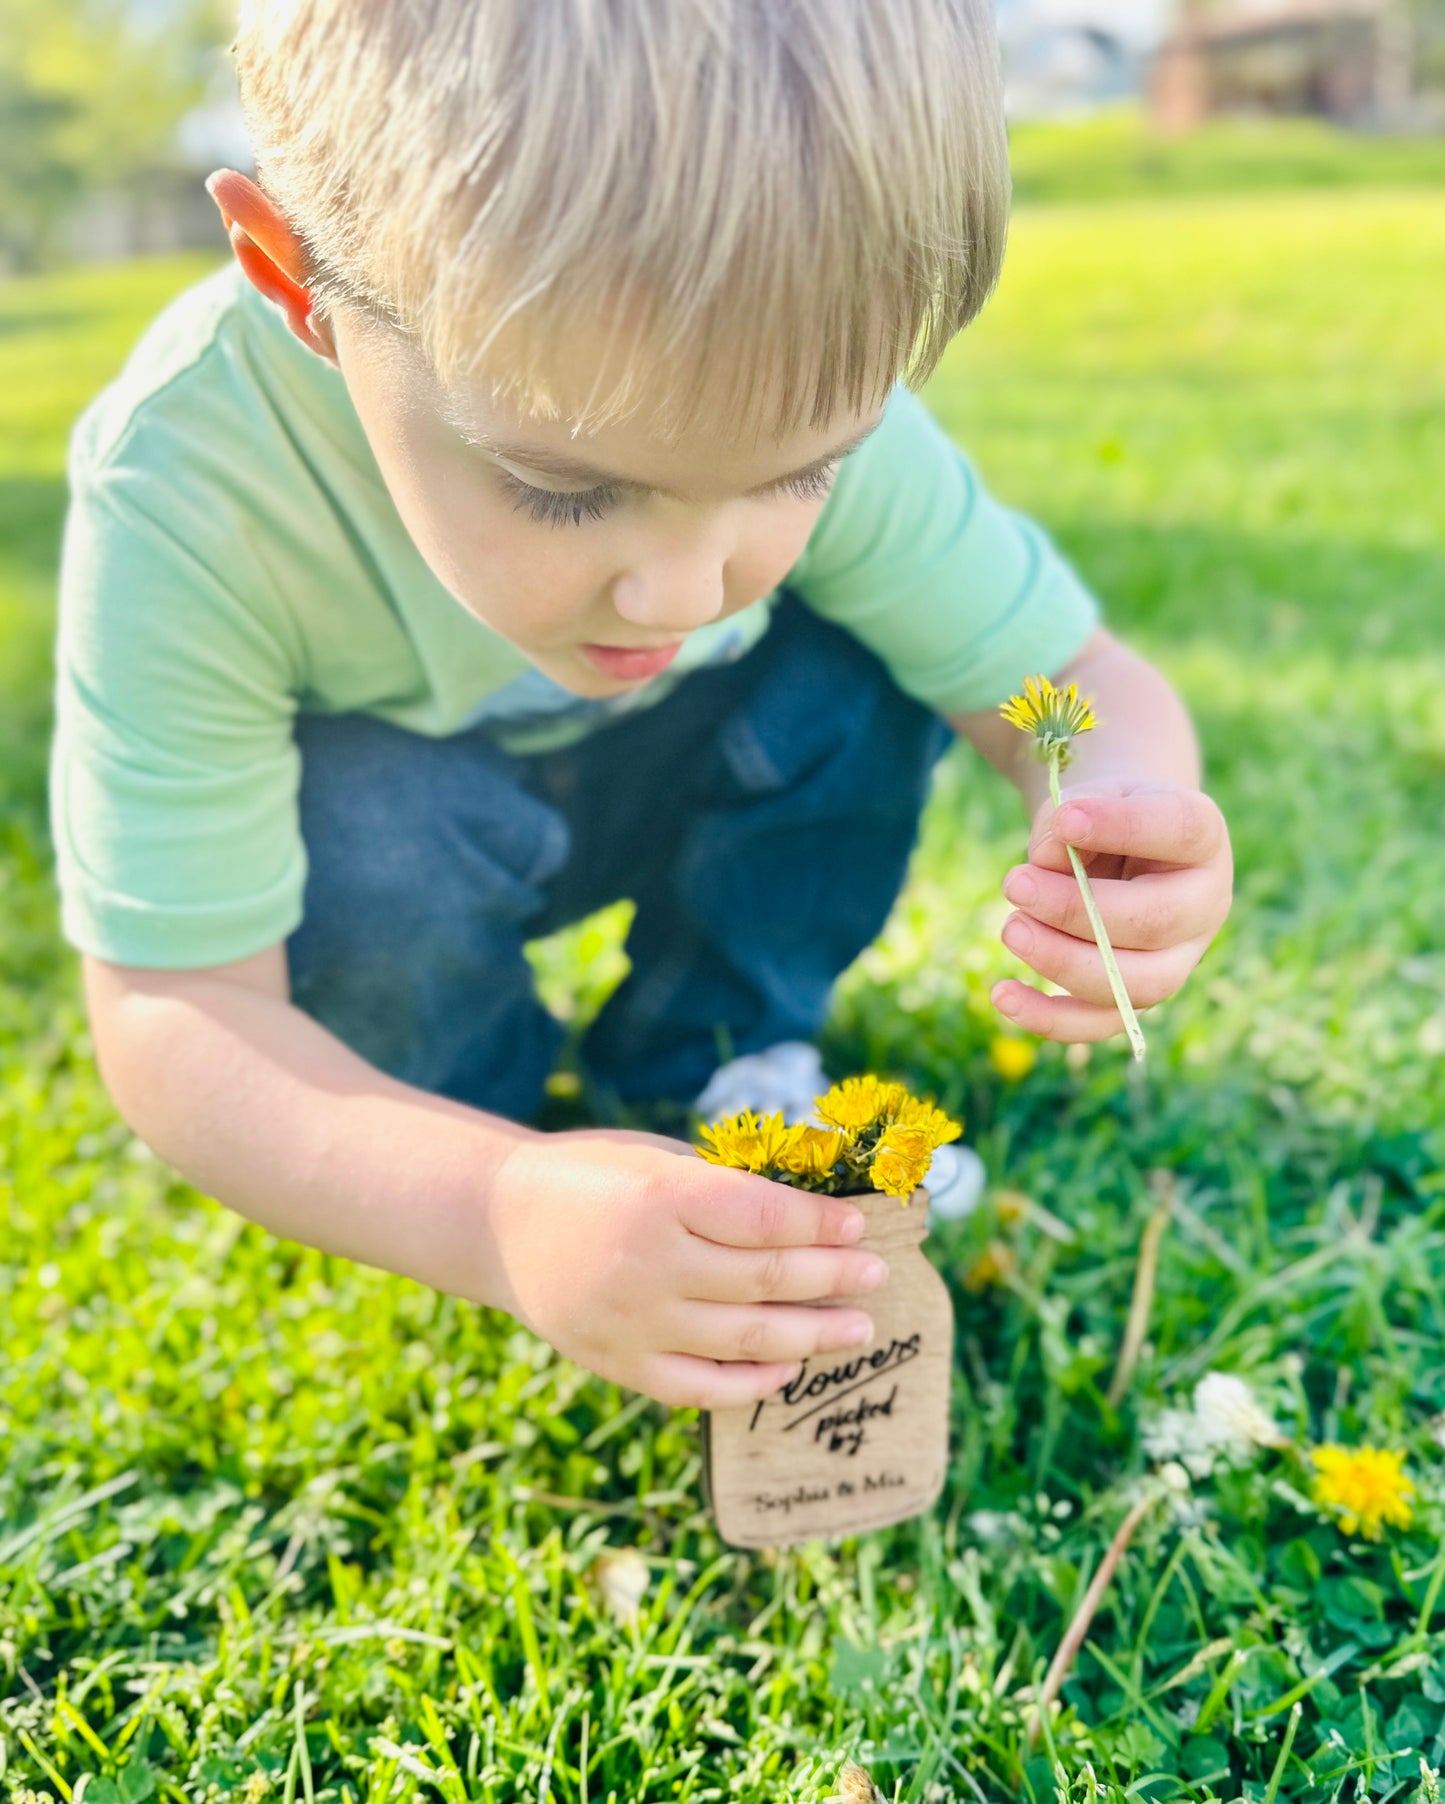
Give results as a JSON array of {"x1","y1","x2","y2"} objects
[
  {"x1": 992, "y1": 778, "x2": 1233, "y2": 1043},
  {"x1": 486, "y1": 1126, "x2": 889, "y2": 1409}
]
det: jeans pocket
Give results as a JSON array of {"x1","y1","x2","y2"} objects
[{"x1": 713, "y1": 612, "x2": 869, "y2": 799}]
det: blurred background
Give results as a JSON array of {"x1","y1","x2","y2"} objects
[
  {"x1": 2, "y1": 0, "x2": 1443, "y2": 274},
  {"x1": 3, "y1": 5, "x2": 1445, "y2": 1800}
]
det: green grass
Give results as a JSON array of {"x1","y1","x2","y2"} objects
[
  {"x1": 3, "y1": 163, "x2": 1445, "y2": 1802},
  {"x1": 1008, "y1": 103, "x2": 1445, "y2": 205}
]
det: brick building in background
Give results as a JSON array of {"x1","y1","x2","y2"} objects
[{"x1": 1150, "y1": 0, "x2": 1416, "y2": 129}]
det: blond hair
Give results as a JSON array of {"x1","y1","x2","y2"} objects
[{"x1": 232, "y1": 0, "x2": 1010, "y2": 441}]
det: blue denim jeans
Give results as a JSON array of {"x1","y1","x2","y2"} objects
[{"x1": 287, "y1": 592, "x2": 955, "y2": 1124}]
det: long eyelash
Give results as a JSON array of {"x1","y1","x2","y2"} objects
[
  {"x1": 497, "y1": 470, "x2": 618, "y2": 526},
  {"x1": 497, "y1": 460, "x2": 841, "y2": 528},
  {"x1": 782, "y1": 464, "x2": 840, "y2": 502}
]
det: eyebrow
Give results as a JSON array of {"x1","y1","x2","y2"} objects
[{"x1": 445, "y1": 410, "x2": 886, "y2": 497}]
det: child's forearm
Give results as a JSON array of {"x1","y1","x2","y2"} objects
[
  {"x1": 82, "y1": 955, "x2": 897, "y2": 1414},
  {"x1": 954, "y1": 628, "x2": 1204, "y2": 812},
  {"x1": 82, "y1": 955, "x2": 537, "y2": 1312}
]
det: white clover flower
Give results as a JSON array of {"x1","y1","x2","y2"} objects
[
  {"x1": 1145, "y1": 1372, "x2": 1280, "y2": 1481},
  {"x1": 965, "y1": 1509, "x2": 1014, "y2": 1543},
  {"x1": 1142, "y1": 1407, "x2": 1216, "y2": 1478},
  {"x1": 1192, "y1": 1372, "x2": 1281, "y2": 1452}
]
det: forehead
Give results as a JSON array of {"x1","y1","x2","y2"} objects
[
  {"x1": 399, "y1": 289, "x2": 895, "y2": 494},
  {"x1": 437, "y1": 387, "x2": 886, "y2": 498}
]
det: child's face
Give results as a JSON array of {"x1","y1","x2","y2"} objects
[{"x1": 327, "y1": 308, "x2": 886, "y2": 695}]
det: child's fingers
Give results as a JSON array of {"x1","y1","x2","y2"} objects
[
  {"x1": 1002, "y1": 863, "x2": 1224, "y2": 951},
  {"x1": 1052, "y1": 788, "x2": 1227, "y2": 867},
  {"x1": 678, "y1": 1173, "x2": 866, "y2": 1250},
  {"x1": 668, "y1": 1299, "x2": 875, "y2": 1367},
  {"x1": 643, "y1": 1352, "x2": 804, "y2": 1412},
  {"x1": 1024, "y1": 818, "x2": 1086, "y2": 874},
  {"x1": 683, "y1": 1241, "x2": 888, "y2": 1307},
  {"x1": 990, "y1": 979, "x2": 1152, "y2": 1042},
  {"x1": 1000, "y1": 913, "x2": 1204, "y2": 1008}
]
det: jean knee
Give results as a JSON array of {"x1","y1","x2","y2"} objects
[
  {"x1": 292, "y1": 713, "x2": 569, "y2": 951},
  {"x1": 716, "y1": 608, "x2": 953, "y2": 814},
  {"x1": 287, "y1": 712, "x2": 570, "y2": 1069}
]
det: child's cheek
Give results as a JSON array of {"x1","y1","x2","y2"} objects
[{"x1": 733, "y1": 502, "x2": 829, "y2": 602}]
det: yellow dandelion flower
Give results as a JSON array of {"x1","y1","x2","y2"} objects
[
  {"x1": 776, "y1": 1125, "x2": 850, "y2": 1179},
  {"x1": 893, "y1": 1094, "x2": 963, "y2": 1149},
  {"x1": 814, "y1": 1074, "x2": 906, "y2": 1132},
  {"x1": 699, "y1": 1077, "x2": 961, "y2": 1197},
  {"x1": 870, "y1": 1124, "x2": 933, "y2": 1199},
  {"x1": 989, "y1": 1035, "x2": 1037, "y2": 1081},
  {"x1": 1310, "y1": 1444, "x2": 1415, "y2": 1540},
  {"x1": 696, "y1": 1108, "x2": 797, "y2": 1175},
  {"x1": 963, "y1": 1239, "x2": 1018, "y2": 1292},
  {"x1": 998, "y1": 673, "x2": 1098, "y2": 766}
]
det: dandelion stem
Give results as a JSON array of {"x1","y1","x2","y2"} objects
[
  {"x1": 1049, "y1": 750, "x2": 1146, "y2": 1062},
  {"x1": 1024, "y1": 1487, "x2": 1162, "y2": 1751},
  {"x1": 1105, "y1": 1199, "x2": 1171, "y2": 1409}
]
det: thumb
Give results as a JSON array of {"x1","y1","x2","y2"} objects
[
  {"x1": 1027, "y1": 780, "x2": 1128, "y2": 871},
  {"x1": 1026, "y1": 798, "x2": 1076, "y2": 873}
]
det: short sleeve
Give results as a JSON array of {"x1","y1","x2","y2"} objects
[
  {"x1": 51, "y1": 462, "x2": 306, "y2": 968},
  {"x1": 788, "y1": 383, "x2": 1102, "y2": 716}
]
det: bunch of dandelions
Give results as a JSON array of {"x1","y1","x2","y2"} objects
[
  {"x1": 999, "y1": 673, "x2": 1146, "y2": 1062},
  {"x1": 695, "y1": 1074, "x2": 961, "y2": 1201}
]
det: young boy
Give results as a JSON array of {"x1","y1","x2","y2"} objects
[{"x1": 52, "y1": 0, "x2": 1232, "y2": 1414}]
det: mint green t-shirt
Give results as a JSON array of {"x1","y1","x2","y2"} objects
[{"x1": 52, "y1": 262, "x2": 1101, "y2": 970}]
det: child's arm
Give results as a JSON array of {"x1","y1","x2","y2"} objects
[
  {"x1": 84, "y1": 950, "x2": 887, "y2": 1408},
  {"x1": 950, "y1": 627, "x2": 1234, "y2": 1042}
]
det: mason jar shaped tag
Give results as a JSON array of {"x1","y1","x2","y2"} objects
[{"x1": 702, "y1": 1184, "x2": 953, "y2": 1548}]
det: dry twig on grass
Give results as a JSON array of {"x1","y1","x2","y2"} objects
[{"x1": 1025, "y1": 1488, "x2": 1164, "y2": 1751}]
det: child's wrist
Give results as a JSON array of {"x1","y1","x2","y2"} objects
[{"x1": 421, "y1": 1107, "x2": 544, "y2": 1318}]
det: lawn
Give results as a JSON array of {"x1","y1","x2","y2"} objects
[
  {"x1": 3, "y1": 168, "x2": 1444, "y2": 1803},
  {"x1": 1006, "y1": 103, "x2": 1445, "y2": 204}
]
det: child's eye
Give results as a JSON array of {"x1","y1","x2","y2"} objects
[
  {"x1": 780, "y1": 463, "x2": 841, "y2": 503},
  {"x1": 497, "y1": 469, "x2": 620, "y2": 526},
  {"x1": 496, "y1": 459, "x2": 840, "y2": 529}
]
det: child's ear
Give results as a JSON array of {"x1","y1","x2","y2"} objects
[{"x1": 205, "y1": 169, "x2": 338, "y2": 365}]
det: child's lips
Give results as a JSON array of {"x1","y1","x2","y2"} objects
[{"x1": 580, "y1": 640, "x2": 684, "y2": 680}]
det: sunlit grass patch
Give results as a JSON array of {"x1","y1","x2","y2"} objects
[{"x1": 2, "y1": 165, "x2": 1443, "y2": 1801}]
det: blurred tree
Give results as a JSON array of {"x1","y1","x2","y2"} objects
[
  {"x1": 1411, "y1": 0, "x2": 1445, "y2": 88},
  {"x1": 0, "y1": 0, "x2": 233, "y2": 271}
]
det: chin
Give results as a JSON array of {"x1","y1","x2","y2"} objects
[{"x1": 531, "y1": 649, "x2": 624, "y2": 696}]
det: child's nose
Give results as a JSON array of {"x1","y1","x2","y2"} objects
[{"x1": 610, "y1": 560, "x2": 728, "y2": 634}]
